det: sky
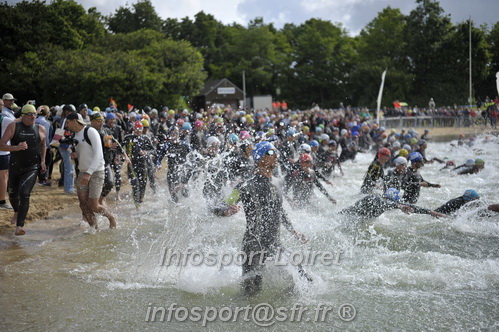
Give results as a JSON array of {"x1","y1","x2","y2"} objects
[{"x1": 7, "y1": 0, "x2": 498, "y2": 35}]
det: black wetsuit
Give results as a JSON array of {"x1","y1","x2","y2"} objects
[
  {"x1": 104, "y1": 124, "x2": 124, "y2": 194},
  {"x1": 384, "y1": 168, "x2": 405, "y2": 191},
  {"x1": 164, "y1": 140, "x2": 191, "y2": 202},
  {"x1": 9, "y1": 122, "x2": 42, "y2": 227},
  {"x1": 360, "y1": 159, "x2": 384, "y2": 194},
  {"x1": 434, "y1": 196, "x2": 469, "y2": 215},
  {"x1": 235, "y1": 173, "x2": 295, "y2": 295},
  {"x1": 122, "y1": 134, "x2": 154, "y2": 204},
  {"x1": 96, "y1": 127, "x2": 114, "y2": 198},
  {"x1": 401, "y1": 167, "x2": 437, "y2": 204},
  {"x1": 339, "y1": 194, "x2": 432, "y2": 219},
  {"x1": 286, "y1": 167, "x2": 333, "y2": 208}
]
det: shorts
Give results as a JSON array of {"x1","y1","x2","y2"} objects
[
  {"x1": 0, "y1": 155, "x2": 9, "y2": 171},
  {"x1": 77, "y1": 170, "x2": 105, "y2": 199}
]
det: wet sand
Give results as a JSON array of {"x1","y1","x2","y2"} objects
[{"x1": 0, "y1": 126, "x2": 497, "y2": 242}]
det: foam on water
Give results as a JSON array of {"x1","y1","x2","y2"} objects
[{"x1": 1, "y1": 133, "x2": 498, "y2": 331}]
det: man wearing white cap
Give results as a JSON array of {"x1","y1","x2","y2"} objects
[{"x1": 2, "y1": 93, "x2": 17, "y2": 119}]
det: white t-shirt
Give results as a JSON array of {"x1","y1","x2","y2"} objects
[
  {"x1": 74, "y1": 126, "x2": 104, "y2": 174},
  {"x1": 0, "y1": 116, "x2": 14, "y2": 156}
]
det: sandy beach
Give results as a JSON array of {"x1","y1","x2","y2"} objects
[{"x1": 0, "y1": 125, "x2": 497, "y2": 237}]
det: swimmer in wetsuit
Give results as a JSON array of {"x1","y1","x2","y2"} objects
[
  {"x1": 223, "y1": 141, "x2": 307, "y2": 296},
  {"x1": 0, "y1": 104, "x2": 46, "y2": 235},
  {"x1": 434, "y1": 189, "x2": 480, "y2": 215},
  {"x1": 339, "y1": 188, "x2": 446, "y2": 220}
]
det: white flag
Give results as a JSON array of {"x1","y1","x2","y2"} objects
[{"x1": 376, "y1": 70, "x2": 387, "y2": 123}]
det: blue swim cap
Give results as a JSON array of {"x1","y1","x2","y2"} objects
[
  {"x1": 384, "y1": 188, "x2": 401, "y2": 202},
  {"x1": 253, "y1": 141, "x2": 275, "y2": 163},
  {"x1": 463, "y1": 189, "x2": 480, "y2": 201},
  {"x1": 227, "y1": 133, "x2": 239, "y2": 143},
  {"x1": 286, "y1": 128, "x2": 296, "y2": 137},
  {"x1": 182, "y1": 122, "x2": 192, "y2": 131},
  {"x1": 267, "y1": 135, "x2": 278, "y2": 142},
  {"x1": 409, "y1": 152, "x2": 423, "y2": 163},
  {"x1": 105, "y1": 112, "x2": 116, "y2": 122},
  {"x1": 310, "y1": 140, "x2": 319, "y2": 147}
]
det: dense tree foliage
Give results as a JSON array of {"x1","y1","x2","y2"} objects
[{"x1": 1, "y1": 0, "x2": 498, "y2": 110}]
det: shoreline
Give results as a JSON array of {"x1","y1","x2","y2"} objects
[{"x1": 0, "y1": 126, "x2": 497, "y2": 240}]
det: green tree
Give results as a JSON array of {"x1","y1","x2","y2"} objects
[
  {"x1": 281, "y1": 19, "x2": 355, "y2": 108},
  {"x1": 107, "y1": 0, "x2": 162, "y2": 34},
  {"x1": 352, "y1": 7, "x2": 412, "y2": 107},
  {"x1": 42, "y1": 29, "x2": 207, "y2": 108},
  {"x1": 404, "y1": 0, "x2": 453, "y2": 106}
]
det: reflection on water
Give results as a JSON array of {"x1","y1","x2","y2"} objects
[{"x1": 1, "y1": 135, "x2": 498, "y2": 331}]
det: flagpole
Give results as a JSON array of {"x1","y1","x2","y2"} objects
[
  {"x1": 469, "y1": 17, "x2": 472, "y2": 108},
  {"x1": 376, "y1": 69, "x2": 387, "y2": 124},
  {"x1": 242, "y1": 70, "x2": 246, "y2": 109}
]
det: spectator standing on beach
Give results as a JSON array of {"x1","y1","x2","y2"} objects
[
  {"x1": 35, "y1": 105, "x2": 52, "y2": 186},
  {"x1": 0, "y1": 104, "x2": 46, "y2": 235},
  {"x1": 429, "y1": 98, "x2": 435, "y2": 110},
  {"x1": 1, "y1": 93, "x2": 17, "y2": 120},
  {"x1": 0, "y1": 98, "x2": 15, "y2": 209}
]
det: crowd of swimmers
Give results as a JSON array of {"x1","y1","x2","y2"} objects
[{"x1": 2, "y1": 95, "x2": 498, "y2": 295}]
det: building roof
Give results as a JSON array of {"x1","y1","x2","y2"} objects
[{"x1": 199, "y1": 78, "x2": 244, "y2": 96}]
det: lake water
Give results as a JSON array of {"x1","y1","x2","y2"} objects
[{"x1": 1, "y1": 135, "x2": 498, "y2": 331}]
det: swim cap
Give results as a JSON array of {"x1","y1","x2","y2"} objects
[
  {"x1": 474, "y1": 158, "x2": 484, "y2": 166},
  {"x1": 352, "y1": 131, "x2": 359, "y2": 137},
  {"x1": 320, "y1": 133, "x2": 330, "y2": 142},
  {"x1": 392, "y1": 141, "x2": 401, "y2": 149},
  {"x1": 105, "y1": 112, "x2": 116, "y2": 122},
  {"x1": 129, "y1": 112, "x2": 136, "y2": 118},
  {"x1": 398, "y1": 149, "x2": 409, "y2": 158},
  {"x1": 410, "y1": 138, "x2": 418, "y2": 145},
  {"x1": 286, "y1": 128, "x2": 296, "y2": 137},
  {"x1": 302, "y1": 126, "x2": 310, "y2": 132},
  {"x1": 340, "y1": 129, "x2": 348, "y2": 136},
  {"x1": 463, "y1": 189, "x2": 480, "y2": 201},
  {"x1": 239, "y1": 131, "x2": 251, "y2": 140},
  {"x1": 21, "y1": 104, "x2": 36, "y2": 114},
  {"x1": 418, "y1": 139, "x2": 426, "y2": 146},
  {"x1": 465, "y1": 159, "x2": 475, "y2": 167},
  {"x1": 310, "y1": 140, "x2": 319, "y2": 148},
  {"x1": 141, "y1": 119, "x2": 150, "y2": 127},
  {"x1": 409, "y1": 152, "x2": 423, "y2": 163},
  {"x1": 446, "y1": 160, "x2": 455, "y2": 167},
  {"x1": 90, "y1": 112, "x2": 104, "y2": 121},
  {"x1": 227, "y1": 133, "x2": 239, "y2": 144},
  {"x1": 402, "y1": 144, "x2": 412, "y2": 151},
  {"x1": 377, "y1": 147, "x2": 391, "y2": 159},
  {"x1": 328, "y1": 139, "x2": 337, "y2": 146},
  {"x1": 299, "y1": 153, "x2": 313, "y2": 164},
  {"x1": 252, "y1": 141, "x2": 276, "y2": 163},
  {"x1": 176, "y1": 118, "x2": 185, "y2": 126},
  {"x1": 206, "y1": 136, "x2": 220, "y2": 147},
  {"x1": 194, "y1": 120, "x2": 203, "y2": 128},
  {"x1": 93, "y1": 106, "x2": 101, "y2": 112},
  {"x1": 393, "y1": 156, "x2": 408, "y2": 166},
  {"x1": 133, "y1": 121, "x2": 143, "y2": 130},
  {"x1": 168, "y1": 110, "x2": 175, "y2": 116},
  {"x1": 299, "y1": 143, "x2": 311, "y2": 153},
  {"x1": 384, "y1": 188, "x2": 400, "y2": 202},
  {"x1": 181, "y1": 122, "x2": 192, "y2": 131}
]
